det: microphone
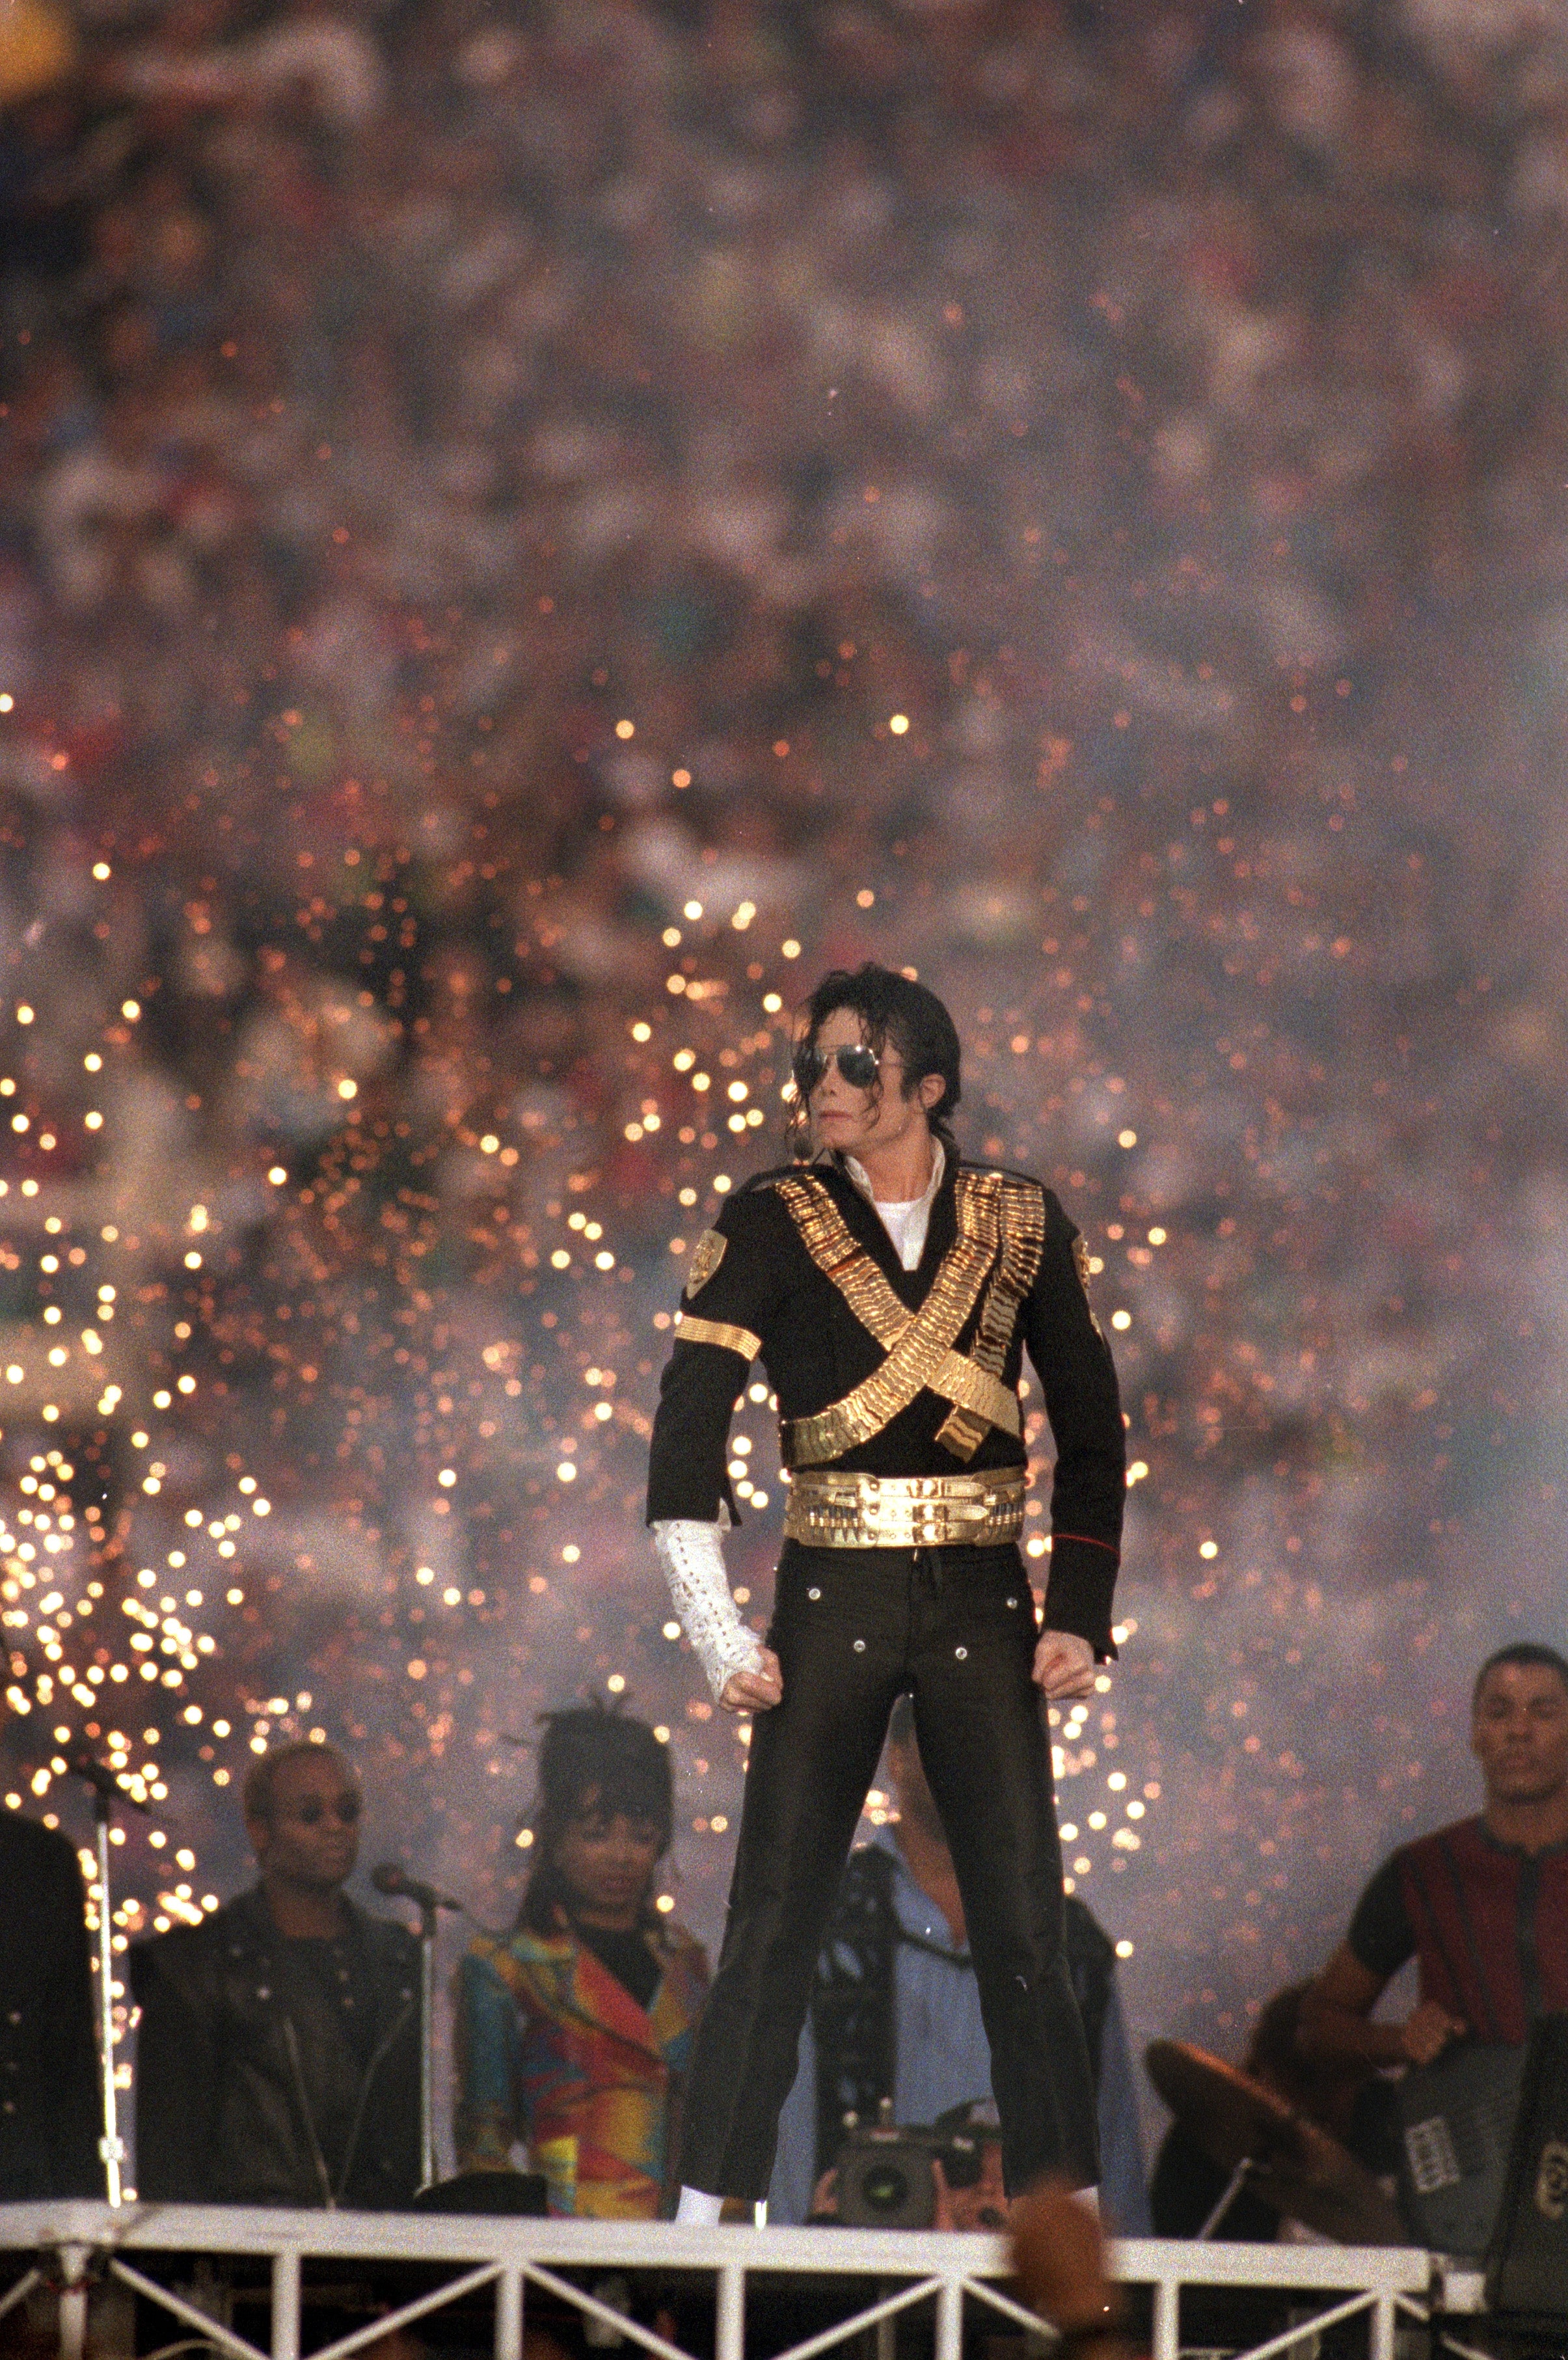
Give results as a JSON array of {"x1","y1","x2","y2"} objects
[
  {"x1": 371, "y1": 1861, "x2": 463, "y2": 1914},
  {"x1": 70, "y1": 1756, "x2": 153, "y2": 1815}
]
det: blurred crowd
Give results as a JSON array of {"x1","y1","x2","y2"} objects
[{"x1": 3, "y1": 0, "x2": 1568, "y2": 2093}]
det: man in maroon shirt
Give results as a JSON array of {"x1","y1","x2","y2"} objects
[{"x1": 1299, "y1": 1643, "x2": 1568, "y2": 2068}]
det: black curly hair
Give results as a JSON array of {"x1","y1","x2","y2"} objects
[
  {"x1": 789, "y1": 962, "x2": 962, "y2": 1159},
  {"x1": 516, "y1": 1701, "x2": 674, "y2": 1934}
]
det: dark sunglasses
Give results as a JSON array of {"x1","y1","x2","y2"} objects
[
  {"x1": 793, "y1": 1042, "x2": 882, "y2": 1095},
  {"x1": 293, "y1": 1793, "x2": 362, "y2": 1826}
]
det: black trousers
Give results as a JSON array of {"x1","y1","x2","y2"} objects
[{"x1": 676, "y1": 1539, "x2": 1100, "y2": 2199}]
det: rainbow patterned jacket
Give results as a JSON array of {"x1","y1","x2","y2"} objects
[{"x1": 453, "y1": 1914, "x2": 709, "y2": 2218}]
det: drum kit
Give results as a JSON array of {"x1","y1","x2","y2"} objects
[
  {"x1": 1146, "y1": 2028, "x2": 1568, "y2": 2340},
  {"x1": 1144, "y1": 2037, "x2": 1408, "y2": 2247}
]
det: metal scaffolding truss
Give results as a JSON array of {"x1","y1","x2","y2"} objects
[{"x1": 0, "y1": 2203, "x2": 1486, "y2": 2360}]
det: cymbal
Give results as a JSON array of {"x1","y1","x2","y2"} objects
[{"x1": 1146, "y1": 2037, "x2": 1406, "y2": 2246}]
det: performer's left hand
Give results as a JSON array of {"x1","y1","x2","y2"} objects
[{"x1": 1032, "y1": 1630, "x2": 1097, "y2": 1698}]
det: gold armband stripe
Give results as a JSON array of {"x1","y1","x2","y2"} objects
[{"x1": 674, "y1": 1313, "x2": 762, "y2": 1361}]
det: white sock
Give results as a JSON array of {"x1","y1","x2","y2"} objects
[{"x1": 676, "y1": 2186, "x2": 724, "y2": 2225}]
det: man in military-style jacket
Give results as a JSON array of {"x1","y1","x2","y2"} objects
[{"x1": 649, "y1": 962, "x2": 1124, "y2": 2215}]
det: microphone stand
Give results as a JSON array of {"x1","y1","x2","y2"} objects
[
  {"x1": 412, "y1": 1889, "x2": 466, "y2": 2191},
  {"x1": 370, "y1": 1866, "x2": 463, "y2": 2190},
  {"x1": 70, "y1": 1757, "x2": 151, "y2": 2208},
  {"x1": 417, "y1": 1895, "x2": 439, "y2": 2193}
]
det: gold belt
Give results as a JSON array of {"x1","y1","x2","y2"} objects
[{"x1": 781, "y1": 1467, "x2": 1027, "y2": 1551}]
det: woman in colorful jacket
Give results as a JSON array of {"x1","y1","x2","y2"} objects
[{"x1": 454, "y1": 1704, "x2": 709, "y2": 2218}]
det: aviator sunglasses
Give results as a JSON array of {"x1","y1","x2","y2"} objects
[{"x1": 792, "y1": 1041, "x2": 884, "y2": 1095}]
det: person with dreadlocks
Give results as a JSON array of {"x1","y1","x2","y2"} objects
[
  {"x1": 452, "y1": 1703, "x2": 709, "y2": 2218},
  {"x1": 649, "y1": 962, "x2": 1126, "y2": 2221}
]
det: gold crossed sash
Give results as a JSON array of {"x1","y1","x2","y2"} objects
[
  {"x1": 943, "y1": 1169, "x2": 1046, "y2": 1455},
  {"x1": 774, "y1": 1170, "x2": 1044, "y2": 1467}
]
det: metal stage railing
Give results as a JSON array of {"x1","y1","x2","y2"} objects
[{"x1": 0, "y1": 2203, "x2": 1487, "y2": 2360}]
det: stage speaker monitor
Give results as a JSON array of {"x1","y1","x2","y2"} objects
[{"x1": 1485, "y1": 2011, "x2": 1568, "y2": 2320}]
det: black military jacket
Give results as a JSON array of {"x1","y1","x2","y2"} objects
[
  {"x1": 646, "y1": 1151, "x2": 1125, "y2": 1654},
  {"x1": 0, "y1": 1813, "x2": 103, "y2": 2198},
  {"x1": 129, "y1": 1884, "x2": 421, "y2": 2208}
]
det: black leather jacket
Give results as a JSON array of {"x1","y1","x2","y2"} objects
[
  {"x1": 0, "y1": 1814, "x2": 103, "y2": 2197},
  {"x1": 130, "y1": 1886, "x2": 420, "y2": 2208}
]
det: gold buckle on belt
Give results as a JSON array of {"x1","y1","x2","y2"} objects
[{"x1": 781, "y1": 1469, "x2": 1027, "y2": 1551}]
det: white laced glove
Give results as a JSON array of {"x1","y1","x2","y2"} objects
[{"x1": 652, "y1": 1519, "x2": 766, "y2": 1702}]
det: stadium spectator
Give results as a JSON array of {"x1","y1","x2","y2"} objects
[{"x1": 3, "y1": 0, "x2": 1568, "y2": 2099}]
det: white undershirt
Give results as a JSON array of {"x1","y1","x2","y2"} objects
[{"x1": 845, "y1": 1140, "x2": 945, "y2": 1272}]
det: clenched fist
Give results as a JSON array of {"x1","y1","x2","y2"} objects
[{"x1": 1033, "y1": 1630, "x2": 1098, "y2": 1699}]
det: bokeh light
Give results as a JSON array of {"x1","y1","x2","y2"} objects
[{"x1": 1, "y1": 0, "x2": 1563, "y2": 2152}]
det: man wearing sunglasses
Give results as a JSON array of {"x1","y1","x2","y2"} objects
[
  {"x1": 649, "y1": 961, "x2": 1126, "y2": 2221},
  {"x1": 131, "y1": 1739, "x2": 423, "y2": 2206}
]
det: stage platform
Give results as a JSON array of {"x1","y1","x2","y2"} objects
[{"x1": 0, "y1": 2204, "x2": 1493, "y2": 2360}]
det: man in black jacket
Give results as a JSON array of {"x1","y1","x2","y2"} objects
[
  {"x1": 649, "y1": 964, "x2": 1126, "y2": 2218},
  {"x1": 131, "y1": 1740, "x2": 420, "y2": 2208},
  {"x1": 0, "y1": 1808, "x2": 103, "y2": 2197}
]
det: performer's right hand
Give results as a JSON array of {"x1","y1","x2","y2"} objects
[{"x1": 720, "y1": 1649, "x2": 783, "y2": 1713}]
